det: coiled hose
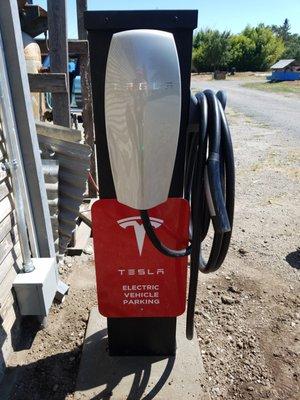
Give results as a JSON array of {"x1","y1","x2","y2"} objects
[{"x1": 140, "y1": 90, "x2": 235, "y2": 339}]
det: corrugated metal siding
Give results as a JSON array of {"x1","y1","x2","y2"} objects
[
  {"x1": 38, "y1": 135, "x2": 91, "y2": 255},
  {"x1": 271, "y1": 59, "x2": 295, "y2": 69},
  {"x1": 42, "y1": 160, "x2": 59, "y2": 253},
  {"x1": 0, "y1": 123, "x2": 91, "y2": 380},
  {"x1": 0, "y1": 123, "x2": 22, "y2": 382}
]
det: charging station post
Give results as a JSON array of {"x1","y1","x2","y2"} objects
[
  {"x1": 84, "y1": 8, "x2": 234, "y2": 361},
  {"x1": 85, "y1": 10, "x2": 198, "y2": 357}
]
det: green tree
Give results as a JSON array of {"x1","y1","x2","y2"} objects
[
  {"x1": 272, "y1": 19, "x2": 300, "y2": 60},
  {"x1": 229, "y1": 25, "x2": 285, "y2": 71},
  {"x1": 283, "y1": 34, "x2": 300, "y2": 60},
  {"x1": 228, "y1": 34, "x2": 255, "y2": 71},
  {"x1": 272, "y1": 18, "x2": 291, "y2": 43},
  {"x1": 192, "y1": 46, "x2": 205, "y2": 73},
  {"x1": 193, "y1": 31, "x2": 202, "y2": 49},
  {"x1": 192, "y1": 29, "x2": 231, "y2": 72}
]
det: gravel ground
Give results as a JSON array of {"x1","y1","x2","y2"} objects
[
  {"x1": 194, "y1": 107, "x2": 300, "y2": 400},
  {"x1": 191, "y1": 76, "x2": 300, "y2": 138},
  {"x1": 1, "y1": 90, "x2": 300, "y2": 399},
  {"x1": 1, "y1": 253, "x2": 97, "y2": 400}
]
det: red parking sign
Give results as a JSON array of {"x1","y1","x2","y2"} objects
[{"x1": 92, "y1": 198, "x2": 190, "y2": 317}]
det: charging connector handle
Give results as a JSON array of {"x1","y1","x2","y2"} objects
[{"x1": 140, "y1": 90, "x2": 235, "y2": 339}]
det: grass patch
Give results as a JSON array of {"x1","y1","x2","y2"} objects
[{"x1": 243, "y1": 81, "x2": 300, "y2": 95}]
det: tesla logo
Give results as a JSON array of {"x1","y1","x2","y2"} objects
[{"x1": 117, "y1": 216, "x2": 163, "y2": 255}]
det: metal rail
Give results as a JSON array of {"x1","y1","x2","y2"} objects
[
  {"x1": 0, "y1": 0, "x2": 55, "y2": 258},
  {"x1": 0, "y1": 32, "x2": 34, "y2": 272}
]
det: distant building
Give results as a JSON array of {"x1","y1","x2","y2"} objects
[{"x1": 267, "y1": 59, "x2": 300, "y2": 81}]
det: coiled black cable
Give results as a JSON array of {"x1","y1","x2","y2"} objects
[{"x1": 140, "y1": 90, "x2": 235, "y2": 340}]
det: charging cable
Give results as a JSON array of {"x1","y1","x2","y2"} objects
[{"x1": 140, "y1": 90, "x2": 235, "y2": 339}]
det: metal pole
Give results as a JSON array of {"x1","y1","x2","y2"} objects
[
  {"x1": 0, "y1": 0, "x2": 55, "y2": 258},
  {"x1": 0, "y1": 32, "x2": 34, "y2": 272}
]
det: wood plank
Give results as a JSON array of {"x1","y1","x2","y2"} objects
[
  {"x1": 36, "y1": 121, "x2": 82, "y2": 142},
  {"x1": 36, "y1": 39, "x2": 88, "y2": 56},
  {"x1": 0, "y1": 266, "x2": 20, "y2": 330},
  {"x1": 0, "y1": 226, "x2": 19, "y2": 266},
  {"x1": 78, "y1": 198, "x2": 96, "y2": 228},
  {"x1": 0, "y1": 148, "x2": 7, "y2": 161},
  {"x1": 79, "y1": 211, "x2": 92, "y2": 228},
  {"x1": 73, "y1": 220, "x2": 91, "y2": 250},
  {"x1": 0, "y1": 195, "x2": 14, "y2": 224},
  {"x1": 68, "y1": 199, "x2": 95, "y2": 253},
  {"x1": 2, "y1": 298, "x2": 18, "y2": 333},
  {"x1": 28, "y1": 73, "x2": 67, "y2": 93},
  {"x1": 68, "y1": 39, "x2": 88, "y2": 56},
  {"x1": 0, "y1": 292, "x2": 15, "y2": 321},
  {"x1": 0, "y1": 131, "x2": 7, "y2": 161},
  {"x1": 2, "y1": 305, "x2": 18, "y2": 334},
  {"x1": 0, "y1": 179, "x2": 11, "y2": 202},
  {"x1": 0, "y1": 129, "x2": 7, "y2": 178},
  {"x1": 67, "y1": 222, "x2": 91, "y2": 255},
  {"x1": 0, "y1": 167, "x2": 8, "y2": 183},
  {"x1": 79, "y1": 50, "x2": 97, "y2": 197},
  {"x1": 47, "y1": 0, "x2": 70, "y2": 127},
  {"x1": 0, "y1": 242, "x2": 21, "y2": 284},
  {"x1": 0, "y1": 211, "x2": 16, "y2": 243},
  {"x1": 20, "y1": 4, "x2": 47, "y2": 38},
  {"x1": 75, "y1": 1, "x2": 96, "y2": 196}
]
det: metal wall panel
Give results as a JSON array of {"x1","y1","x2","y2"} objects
[
  {"x1": 38, "y1": 135, "x2": 91, "y2": 255},
  {"x1": 42, "y1": 160, "x2": 59, "y2": 253}
]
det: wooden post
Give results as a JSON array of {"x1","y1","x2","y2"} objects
[
  {"x1": 76, "y1": 0, "x2": 97, "y2": 197},
  {"x1": 47, "y1": 0, "x2": 71, "y2": 127},
  {"x1": 76, "y1": 0, "x2": 87, "y2": 40}
]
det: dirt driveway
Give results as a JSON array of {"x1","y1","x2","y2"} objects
[
  {"x1": 1, "y1": 86, "x2": 300, "y2": 400},
  {"x1": 194, "y1": 107, "x2": 300, "y2": 399},
  {"x1": 191, "y1": 75, "x2": 300, "y2": 138}
]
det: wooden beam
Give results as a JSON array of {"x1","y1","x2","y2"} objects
[
  {"x1": 76, "y1": 0, "x2": 87, "y2": 40},
  {"x1": 20, "y1": 4, "x2": 47, "y2": 38},
  {"x1": 76, "y1": 0, "x2": 97, "y2": 197},
  {"x1": 79, "y1": 211, "x2": 92, "y2": 228},
  {"x1": 68, "y1": 39, "x2": 88, "y2": 56},
  {"x1": 47, "y1": 0, "x2": 70, "y2": 127},
  {"x1": 28, "y1": 73, "x2": 67, "y2": 93},
  {"x1": 36, "y1": 121, "x2": 82, "y2": 142},
  {"x1": 36, "y1": 39, "x2": 88, "y2": 57},
  {"x1": 79, "y1": 52, "x2": 97, "y2": 197}
]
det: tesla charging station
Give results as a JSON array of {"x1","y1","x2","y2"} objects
[{"x1": 84, "y1": 10, "x2": 235, "y2": 358}]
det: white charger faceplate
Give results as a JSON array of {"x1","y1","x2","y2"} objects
[{"x1": 105, "y1": 29, "x2": 181, "y2": 210}]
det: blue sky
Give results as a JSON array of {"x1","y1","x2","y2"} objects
[{"x1": 35, "y1": 0, "x2": 300, "y2": 38}]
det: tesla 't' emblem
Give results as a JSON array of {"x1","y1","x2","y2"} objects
[{"x1": 117, "y1": 216, "x2": 163, "y2": 255}]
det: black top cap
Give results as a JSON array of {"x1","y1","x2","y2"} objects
[{"x1": 84, "y1": 10, "x2": 198, "y2": 31}]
